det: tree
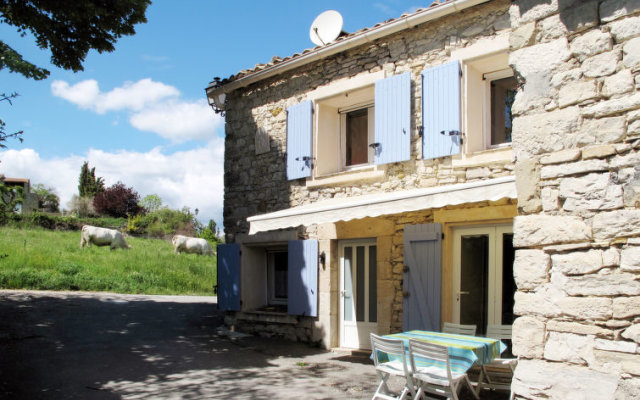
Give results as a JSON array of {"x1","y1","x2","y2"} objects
[
  {"x1": 140, "y1": 194, "x2": 163, "y2": 213},
  {"x1": 93, "y1": 181, "x2": 142, "y2": 218},
  {"x1": 78, "y1": 161, "x2": 105, "y2": 198},
  {"x1": 0, "y1": 92, "x2": 22, "y2": 150},
  {"x1": 32, "y1": 183, "x2": 60, "y2": 212},
  {"x1": 198, "y1": 219, "x2": 220, "y2": 244},
  {"x1": 67, "y1": 194, "x2": 95, "y2": 218},
  {"x1": 0, "y1": 0, "x2": 151, "y2": 80}
]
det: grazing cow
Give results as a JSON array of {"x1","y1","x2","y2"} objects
[
  {"x1": 80, "y1": 225, "x2": 131, "y2": 250},
  {"x1": 172, "y1": 235, "x2": 214, "y2": 256}
]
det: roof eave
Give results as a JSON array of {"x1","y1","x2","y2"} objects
[{"x1": 205, "y1": 0, "x2": 491, "y2": 100}]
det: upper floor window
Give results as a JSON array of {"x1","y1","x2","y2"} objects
[
  {"x1": 459, "y1": 48, "x2": 514, "y2": 153},
  {"x1": 343, "y1": 107, "x2": 374, "y2": 167},
  {"x1": 489, "y1": 74, "x2": 517, "y2": 146},
  {"x1": 286, "y1": 72, "x2": 410, "y2": 180}
]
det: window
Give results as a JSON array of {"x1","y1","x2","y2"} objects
[
  {"x1": 490, "y1": 75, "x2": 517, "y2": 146},
  {"x1": 267, "y1": 250, "x2": 288, "y2": 305},
  {"x1": 461, "y1": 52, "x2": 515, "y2": 153},
  {"x1": 286, "y1": 71, "x2": 410, "y2": 180},
  {"x1": 315, "y1": 85, "x2": 375, "y2": 175},
  {"x1": 343, "y1": 106, "x2": 374, "y2": 168},
  {"x1": 219, "y1": 240, "x2": 318, "y2": 316}
]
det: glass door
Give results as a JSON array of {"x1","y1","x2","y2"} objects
[
  {"x1": 339, "y1": 240, "x2": 377, "y2": 349},
  {"x1": 452, "y1": 225, "x2": 514, "y2": 335}
]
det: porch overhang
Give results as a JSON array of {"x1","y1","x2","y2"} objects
[{"x1": 247, "y1": 176, "x2": 517, "y2": 234}]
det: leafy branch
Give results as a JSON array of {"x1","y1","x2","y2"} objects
[{"x1": 1, "y1": 92, "x2": 24, "y2": 149}]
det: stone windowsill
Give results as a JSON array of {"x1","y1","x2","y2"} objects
[
  {"x1": 453, "y1": 146, "x2": 514, "y2": 168},
  {"x1": 307, "y1": 166, "x2": 386, "y2": 188}
]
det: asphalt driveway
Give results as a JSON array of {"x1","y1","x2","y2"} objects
[{"x1": 0, "y1": 290, "x2": 379, "y2": 399}]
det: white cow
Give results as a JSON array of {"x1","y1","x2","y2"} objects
[
  {"x1": 172, "y1": 235, "x2": 214, "y2": 256},
  {"x1": 80, "y1": 225, "x2": 131, "y2": 250}
]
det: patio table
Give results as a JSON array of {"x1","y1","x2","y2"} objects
[{"x1": 380, "y1": 330, "x2": 506, "y2": 374}]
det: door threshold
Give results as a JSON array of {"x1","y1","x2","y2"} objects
[{"x1": 332, "y1": 347, "x2": 371, "y2": 357}]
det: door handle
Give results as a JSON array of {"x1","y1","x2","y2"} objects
[{"x1": 456, "y1": 291, "x2": 469, "y2": 301}]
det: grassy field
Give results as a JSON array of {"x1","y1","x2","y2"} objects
[{"x1": 0, "y1": 227, "x2": 216, "y2": 295}]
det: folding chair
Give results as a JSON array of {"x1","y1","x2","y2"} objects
[
  {"x1": 408, "y1": 339, "x2": 479, "y2": 400},
  {"x1": 476, "y1": 325, "x2": 517, "y2": 398},
  {"x1": 442, "y1": 322, "x2": 477, "y2": 336},
  {"x1": 370, "y1": 333, "x2": 415, "y2": 400}
]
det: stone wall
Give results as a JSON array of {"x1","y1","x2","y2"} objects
[
  {"x1": 509, "y1": 0, "x2": 640, "y2": 398},
  {"x1": 223, "y1": 0, "x2": 513, "y2": 240}
]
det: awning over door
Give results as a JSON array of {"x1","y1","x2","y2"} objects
[{"x1": 247, "y1": 176, "x2": 516, "y2": 234}]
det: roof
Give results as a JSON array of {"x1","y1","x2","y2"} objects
[
  {"x1": 0, "y1": 175, "x2": 30, "y2": 184},
  {"x1": 206, "y1": 0, "x2": 490, "y2": 96}
]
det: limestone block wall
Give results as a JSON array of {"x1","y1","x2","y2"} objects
[
  {"x1": 509, "y1": 0, "x2": 640, "y2": 398},
  {"x1": 223, "y1": 0, "x2": 513, "y2": 240}
]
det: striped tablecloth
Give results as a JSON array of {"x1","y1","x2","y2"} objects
[{"x1": 381, "y1": 330, "x2": 506, "y2": 373}]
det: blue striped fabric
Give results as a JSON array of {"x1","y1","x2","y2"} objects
[{"x1": 382, "y1": 330, "x2": 506, "y2": 374}]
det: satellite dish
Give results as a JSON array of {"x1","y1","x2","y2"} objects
[{"x1": 310, "y1": 10, "x2": 344, "y2": 46}]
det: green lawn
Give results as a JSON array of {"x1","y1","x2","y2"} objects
[{"x1": 0, "y1": 227, "x2": 216, "y2": 295}]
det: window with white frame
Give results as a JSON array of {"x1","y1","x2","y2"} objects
[
  {"x1": 286, "y1": 72, "x2": 411, "y2": 180},
  {"x1": 220, "y1": 240, "x2": 318, "y2": 316},
  {"x1": 315, "y1": 85, "x2": 375, "y2": 175},
  {"x1": 461, "y1": 52, "x2": 515, "y2": 153}
]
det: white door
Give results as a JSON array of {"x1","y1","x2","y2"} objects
[
  {"x1": 339, "y1": 240, "x2": 377, "y2": 349},
  {"x1": 452, "y1": 224, "x2": 515, "y2": 335}
]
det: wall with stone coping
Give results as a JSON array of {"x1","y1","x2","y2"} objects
[
  {"x1": 509, "y1": 0, "x2": 640, "y2": 398},
  {"x1": 222, "y1": 0, "x2": 513, "y2": 240}
]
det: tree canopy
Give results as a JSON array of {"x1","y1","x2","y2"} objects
[
  {"x1": 93, "y1": 181, "x2": 142, "y2": 218},
  {"x1": 32, "y1": 183, "x2": 59, "y2": 212},
  {"x1": 0, "y1": 0, "x2": 151, "y2": 80},
  {"x1": 140, "y1": 194, "x2": 163, "y2": 213},
  {"x1": 78, "y1": 161, "x2": 105, "y2": 198}
]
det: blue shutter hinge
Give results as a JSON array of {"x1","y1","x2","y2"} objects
[
  {"x1": 418, "y1": 126, "x2": 423, "y2": 137},
  {"x1": 295, "y1": 156, "x2": 315, "y2": 169},
  {"x1": 441, "y1": 233, "x2": 445, "y2": 240},
  {"x1": 369, "y1": 143, "x2": 381, "y2": 149}
]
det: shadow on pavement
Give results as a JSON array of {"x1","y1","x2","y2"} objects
[{"x1": 0, "y1": 291, "x2": 378, "y2": 399}]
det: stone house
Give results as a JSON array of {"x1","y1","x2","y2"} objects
[
  {"x1": 0, "y1": 175, "x2": 37, "y2": 213},
  {"x1": 207, "y1": 0, "x2": 640, "y2": 398}
]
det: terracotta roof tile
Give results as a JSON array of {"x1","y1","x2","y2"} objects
[{"x1": 214, "y1": 0, "x2": 455, "y2": 86}]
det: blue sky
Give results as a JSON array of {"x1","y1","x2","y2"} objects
[{"x1": 0, "y1": 0, "x2": 424, "y2": 227}]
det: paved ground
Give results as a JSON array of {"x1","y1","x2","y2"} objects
[{"x1": 0, "y1": 290, "x2": 507, "y2": 399}]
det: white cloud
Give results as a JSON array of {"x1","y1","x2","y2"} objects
[
  {"x1": 51, "y1": 78, "x2": 179, "y2": 114},
  {"x1": 129, "y1": 99, "x2": 222, "y2": 142},
  {"x1": 0, "y1": 140, "x2": 225, "y2": 228},
  {"x1": 51, "y1": 78, "x2": 220, "y2": 143}
]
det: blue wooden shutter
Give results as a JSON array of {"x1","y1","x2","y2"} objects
[
  {"x1": 217, "y1": 243, "x2": 241, "y2": 311},
  {"x1": 374, "y1": 72, "x2": 411, "y2": 165},
  {"x1": 287, "y1": 100, "x2": 313, "y2": 180},
  {"x1": 403, "y1": 223, "x2": 442, "y2": 332},
  {"x1": 288, "y1": 239, "x2": 318, "y2": 317},
  {"x1": 422, "y1": 61, "x2": 461, "y2": 159}
]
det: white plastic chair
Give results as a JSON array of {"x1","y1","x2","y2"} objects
[
  {"x1": 370, "y1": 333, "x2": 416, "y2": 400},
  {"x1": 442, "y1": 322, "x2": 477, "y2": 336},
  {"x1": 408, "y1": 339, "x2": 479, "y2": 400},
  {"x1": 477, "y1": 324, "x2": 517, "y2": 398}
]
